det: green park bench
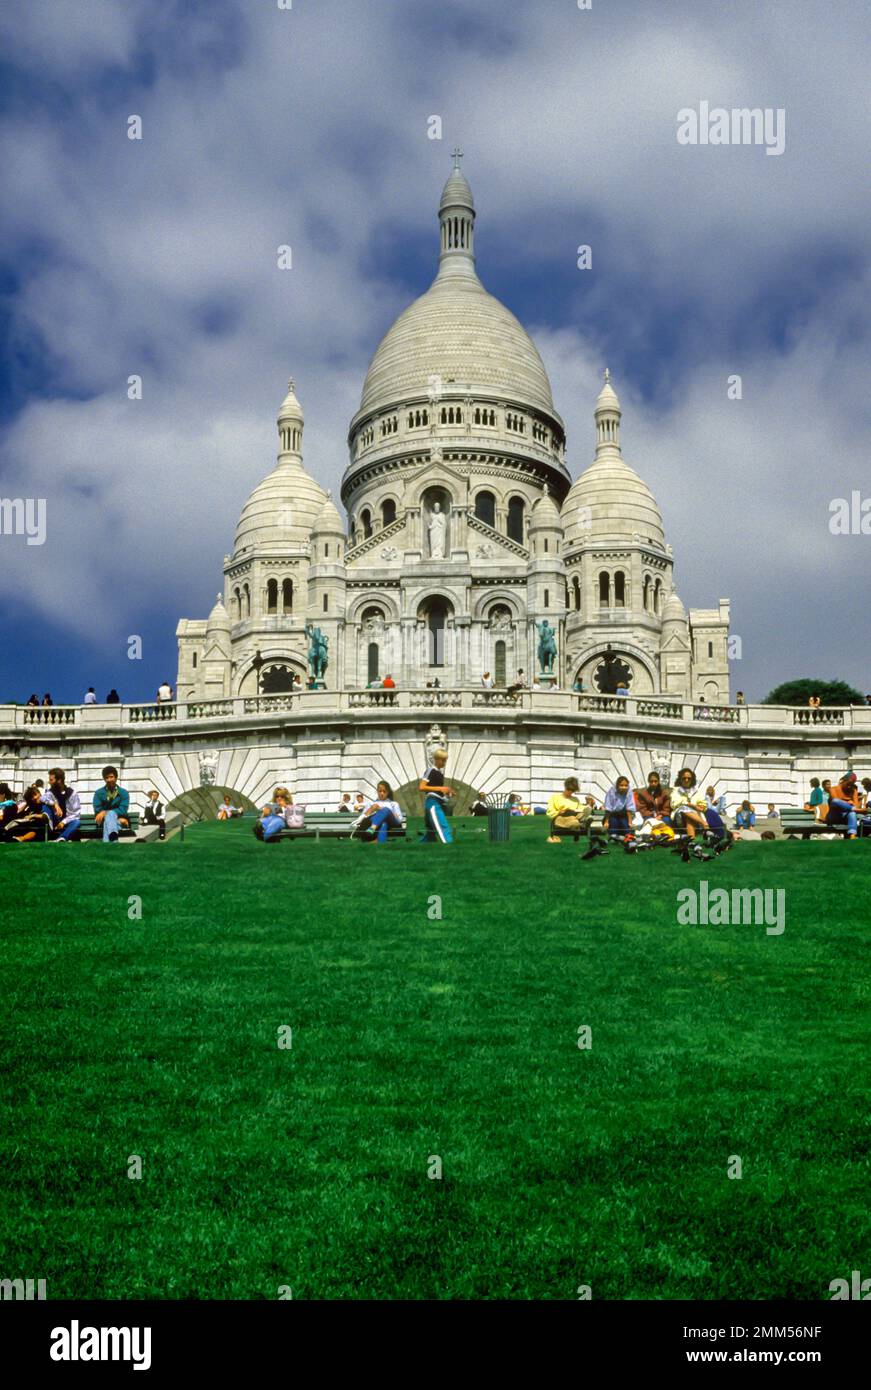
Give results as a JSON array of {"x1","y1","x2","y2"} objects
[
  {"x1": 780, "y1": 808, "x2": 852, "y2": 840},
  {"x1": 73, "y1": 811, "x2": 140, "y2": 841},
  {"x1": 549, "y1": 809, "x2": 605, "y2": 841},
  {"x1": 275, "y1": 810, "x2": 407, "y2": 842}
]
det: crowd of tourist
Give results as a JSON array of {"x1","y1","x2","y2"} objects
[{"x1": 4, "y1": 754, "x2": 871, "y2": 846}]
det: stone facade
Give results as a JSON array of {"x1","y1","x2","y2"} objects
[{"x1": 176, "y1": 161, "x2": 730, "y2": 703}]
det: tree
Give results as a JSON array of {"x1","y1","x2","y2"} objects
[{"x1": 763, "y1": 678, "x2": 865, "y2": 707}]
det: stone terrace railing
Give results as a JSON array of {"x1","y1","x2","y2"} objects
[{"x1": 3, "y1": 694, "x2": 871, "y2": 736}]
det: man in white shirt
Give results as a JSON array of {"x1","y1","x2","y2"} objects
[
  {"x1": 481, "y1": 671, "x2": 494, "y2": 689},
  {"x1": 43, "y1": 767, "x2": 82, "y2": 840},
  {"x1": 157, "y1": 681, "x2": 173, "y2": 703},
  {"x1": 83, "y1": 687, "x2": 97, "y2": 705}
]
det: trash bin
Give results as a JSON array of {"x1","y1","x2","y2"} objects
[{"x1": 485, "y1": 793, "x2": 512, "y2": 842}]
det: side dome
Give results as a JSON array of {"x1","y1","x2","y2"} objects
[
  {"x1": 562, "y1": 369, "x2": 665, "y2": 548},
  {"x1": 562, "y1": 457, "x2": 665, "y2": 548},
  {"x1": 234, "y1": 461, "x2": 327, "y2": 554}
]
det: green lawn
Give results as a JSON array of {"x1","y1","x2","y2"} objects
[{"x1": 0, "y1": 818, "x2": 868, "y2": 1300}]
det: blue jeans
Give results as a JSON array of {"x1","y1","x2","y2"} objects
[
  {"x1": 59, "y1": 818, "x2": 81, "y2": 840},
  {"x1": 828, "y1": 799, "x2": 858, "y2": 834},
  {"x1": 421, "y1": 797, "x2": 452, "y2": 843},
  {"x1": 606, "y1": 811, "x2": 630, "y2": 837},
  {"x1": 102, "y1": 810, "x2": 124, "y2": 840},
  {"x1": 369, "y1": 807, "x2": 401, "y2": 843},
  {"x1": 260, "y1": 814, "x2": 286, "y2": 841}
]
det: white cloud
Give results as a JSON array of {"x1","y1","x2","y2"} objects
[{"x1": 1, "y1": 0, "x2": 869, "y2": 695}]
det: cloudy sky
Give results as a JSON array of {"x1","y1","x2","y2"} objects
[{"x1": 1, "y1": 0, "x2": 869, "y2": 702}]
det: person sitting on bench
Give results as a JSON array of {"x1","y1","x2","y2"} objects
[
  {"x1": 827, "y1": 772, "x2": 862, "y2": 838},
  {"x1": 142, "y1": 789, "x2": 166, "y2": 840},
  {"x1": 356, "y1": 781, "x2": 403, "y2": 843},
  {"x1": 254, "y1": 803, "x2": 286, "y2": 842},
  {"x1": 634, "y1": 771, "x2": 672, "y2": 825},
  {"x1": 44, "y1": 767, "x2": 82, "y2": 841},
  {"x1": 545, "y1": 776, "x2": 589, "y2": 843},
  {"x1": 93, "y1": 766, "x2": 130, "y2": 843},
  {"x1": 1, "y1": 784, "x2": 55, "y2": 842},
  {"x1": 603, "y1": 777, "x2": 635, "y2": 838},
  {"x1": 670, "y1": 768, "x2": 709, "y2": 838}
]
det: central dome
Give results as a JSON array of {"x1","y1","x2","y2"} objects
[
  {"x1": 359, "y1": 276, "x2": 557, "y2": 418},
  {"x1": 357, "y1": 161, "x2": 559, "y2": 423}
]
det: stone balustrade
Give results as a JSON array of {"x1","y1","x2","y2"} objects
[{"x1": 4, "y1": 693, "x2": 871, "y2": 736}]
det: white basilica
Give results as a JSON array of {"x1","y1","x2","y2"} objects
[{"x1": 176, "y1": 158, "x2": 731, "y2": 703}]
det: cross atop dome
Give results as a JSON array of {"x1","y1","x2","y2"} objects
[{"x1": 451, "y1": 145, "x2": 464, "y2": 171}]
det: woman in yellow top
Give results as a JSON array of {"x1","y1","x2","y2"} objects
[
  {"x1": 670, "y1": 767, "x2": 709, "y2": 838},
  {"x1": 545, "y1": 776, "x2": 591, "y2": 843}
]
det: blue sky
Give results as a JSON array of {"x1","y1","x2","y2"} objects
[{"x1": 1, "y1": 0, "x2": 870, "y2": 702}]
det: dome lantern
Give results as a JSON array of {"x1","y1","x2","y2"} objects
[
  {"x1": 277, "y1": 378, "x2": 304, "y2": 461},
  {"x1": 595, "y1": 368, "x2": 622, "y2": 456},
  {"x1": 437, "y1": 147, "x2": 476, "y2": 280}
]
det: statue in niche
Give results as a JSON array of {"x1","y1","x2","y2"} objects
[{"x1": 428, "y1": 502, "x2": 447, "y2": 559}]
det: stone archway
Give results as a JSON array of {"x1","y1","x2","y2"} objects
[
  {"x1": 166, "y1": 784, "x2": 258, "y2": 823},
  {"x1": 261, "y1": 663, "x2": 303, "y2": 694}
]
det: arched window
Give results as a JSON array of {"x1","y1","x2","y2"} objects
[
  {"x1": 367, "y1": 643, "x2": 379, "y2": 684},
  {"x1": 507, "y1": 496, "x2": 525, "y2": 544},
  {"x1": 243, "y1": 583, "x2": 251, "y2": 618},
  {"x1": 494, "y1": 640, "x2": 507, "y2": 686},
  {"x1": 654, "y1": 579, "x2": 662, "y2": 614},
  {"x1": 232, "y1": 588, "x2": 241, "y2": 621},
  {"x1": 475, "y1": 490, "x2": 496, "y2": 527},
  {"x1": 614, "y1": 571, "x2": 626, "y2": 607},
  {"x1": 427, "y1": 598, "x2": 448, "y2": 666},
  {"x1": 599, "y1": 571, "x2": 610, "y2": 606},
  {"x1": 282, "y1": 578, "x2": 293, "y2": 613},
  {"x1": 573, "y1": 576, "x2": 581, "y2": 611},
  {"x1": 361, "y1": 509, "x2": 373, "y2": 540},
  {"x1": 642, "y1": 576, "x2": 650, "y2": 611},
  {"x1": 381, "y1": 498, "x2": 396, "y2": 527},
  {"x1": 266, "y1": 578, "x2": 278, "y2": 614}
]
